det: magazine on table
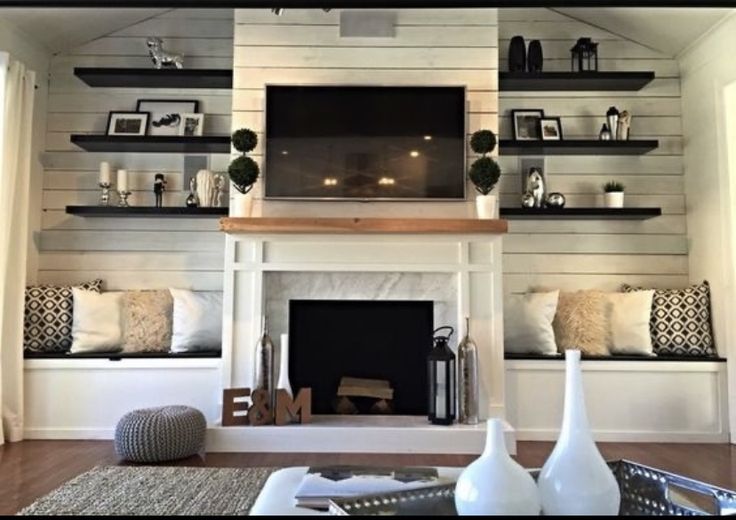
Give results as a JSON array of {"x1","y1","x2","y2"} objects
[{"x1": 294, "y1": 466, "x2": 447, "y2": 509}]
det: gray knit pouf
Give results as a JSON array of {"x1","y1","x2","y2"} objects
[{"x1": 114, "y1": 406, "x2": 206, "y2": 463}]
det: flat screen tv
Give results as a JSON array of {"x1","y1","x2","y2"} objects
[{"x1": 265, "y1": 85, "x2": 466, "y2": 200}]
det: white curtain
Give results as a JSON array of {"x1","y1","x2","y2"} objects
[{"x1": 0, "y1": 53, "x2": 35, "y2": 445}]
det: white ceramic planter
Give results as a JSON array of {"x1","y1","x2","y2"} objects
[
  {"x1": 475, "y1": 193, "x2": 498, "y2": 219},
  {"x1": 230, "y1": 189, "x2": 254, "y2": 217},
  {"x1": 604, "y1": 191, "x2": 624, "y2": 208},
  {"x1": 537, "y1": 350, "x2": 621, "y2": 515},
  {"x1": 455, "y1": 418, "x2": 541, "y2": 515}
]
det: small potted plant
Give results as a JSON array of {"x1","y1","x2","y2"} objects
[
  {"x1": 228, "y1": 128, "x2": 259, "y2": 217},
  {"x1": 603, "y1": 180, "x2": 625, "y2": 208},
  {"x1": 469, "y1": 129, "x2": 502, "y2": 219}
]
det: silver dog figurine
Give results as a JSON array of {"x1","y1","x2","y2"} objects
[
  {"x1": 525, "y1": 167, "x2": 546, "y2": 208},
  {"x1": 147, "y1": 37, "x2": 183, "y2": 69}
]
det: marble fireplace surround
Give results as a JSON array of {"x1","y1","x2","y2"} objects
[{"x1": 209, "y1": 217, "x2": 512, "y2": 454}]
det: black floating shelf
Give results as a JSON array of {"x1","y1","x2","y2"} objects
[
  {"x1": 70, "y1": 135, "x2": 231, "y2": 154},
  {"x1": 499, "y1": 71, "x2": 655, "y2": 91},
  {"x1": 66, "y1": 206, "x2": 228, "y2": 218},
  {"x1": 499, "y1": 139, "x2": 659, "y2": 156},
  {"x1": 500, "y1": 207, "x2": 662, "y2": 220},
  {"x1": 74, "y1": 67, "x2": 233, "y2": 89}
]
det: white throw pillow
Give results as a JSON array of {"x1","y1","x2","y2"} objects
[
  {"x1": 70, "y1": 289, "x2": 123, "y2": 353},
  {"x1": 170, "y1": 289, "x2": 223, "y2": 352},
  {"x1": 504, "y1": 291, "x2": 559, "y2": 355},
  {"x1": 607, "y1": 290, "x2": 655, "y2": 356}
]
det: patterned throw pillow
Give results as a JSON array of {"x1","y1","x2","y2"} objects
[
  {"x1": 121, "y1": 290, "x2": 173, "y2": 353},
  {"x1": 622, "y1": 282, "x2": 715, "y2": 356},
  {"x1": 24, "y1": 280, "x2": 104, "y2": 353}
]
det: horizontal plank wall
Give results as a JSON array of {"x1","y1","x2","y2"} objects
[
  {"x1": 39, "y1": 9, "x2": 233, "y2": 291},
  {"x1": 232, "y1": 8, "x2": 498, "y2": 218},
  {"x1": 499, "y1": 8, "x2": 687, "y2": 293}
]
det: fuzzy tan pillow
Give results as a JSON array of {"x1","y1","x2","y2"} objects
[
  {"x1": 121, "y1": 290, "x2": 173, "y2": 353},
  {"x1": 553, "y1": 290, "x2": 610, "y2": 356}
]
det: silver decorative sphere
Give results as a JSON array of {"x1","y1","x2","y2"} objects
[
  {"x1": 521, "y1": 192, "x2": 536, "y2": 208},
  {"x1": 546, "y1": 192, "x2": 566, "y2": 208}
]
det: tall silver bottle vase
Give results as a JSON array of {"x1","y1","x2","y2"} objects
[
  {"x1": 458, "y1": 317, "x2": 480, "y2": 425},
  {"x1": 254, "y1": 316, "x2": 275, "y2": 412}
]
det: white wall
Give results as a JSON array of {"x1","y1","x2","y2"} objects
[
  {"x1": 679, "y1": 11, "x2": 736, "y2": 438},
  {"x1": 0, "y1": 16, "x2": 50, "y2": 284},
  {"x1": 232, "y1": 8, "x2": 498, "y2": 219},
  {"x1": 38, "y1": 9, "x2": 232, "y2": 291}
]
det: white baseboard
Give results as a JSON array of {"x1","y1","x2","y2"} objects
[
  {"x1": 514, "y1": 429, "x2": 730, "y2": 443},
  {"x1": 24, "y1": 428, "x2": 114, "y2": 440}
]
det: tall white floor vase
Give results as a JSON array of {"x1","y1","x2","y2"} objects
[
  {"x1": 454, "y1": 419, "x2": 541, "y2": 515},
  {"x1": 276, "y1": 333, "x2": 292, "y2": 397},
  {"x1": 537, "y1": 349, "x2": 621, "y2": 515}
]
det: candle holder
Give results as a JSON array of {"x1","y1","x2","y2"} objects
[
  {"x1": 98, "y1": 182, "x2": 111, "y2": 206},
  {"x1": 117, "y1": 190, "x2": 132, "y2": 208}
]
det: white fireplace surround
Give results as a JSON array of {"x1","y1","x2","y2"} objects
[{"x1": 209, "y1": 229, "x2": 512, "y2": 453}]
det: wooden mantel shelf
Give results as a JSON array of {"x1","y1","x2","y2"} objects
[{"x1": 220, "y1": 217, "x2": 508, "y2": 234}]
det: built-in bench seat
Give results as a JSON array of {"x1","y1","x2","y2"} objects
[
  {"x1": 505, "y1": 352, "x2": 726, "y2": 362},
  {"x1": 24, "y1": 349, "x2": 222, "y2": 440},
  {"x1": 24, "y1": 350, "x2": 221, "y2": 360},
  {"x1": 505, "y1": 353, "x2": 728, "y2": 443}
]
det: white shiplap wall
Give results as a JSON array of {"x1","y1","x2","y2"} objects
[
  {"x1": 38, "y1": 9, "x2": 233, "y2": 291},
  {"x1": 232, "y1": 8, "x2": 499, "y2": 218},
  {"x1": 499, "y1": 8, "x2": 687, "y2": 293},
  {"x1": 39, "y1": 7, "x2": 687, "y2": 296}
]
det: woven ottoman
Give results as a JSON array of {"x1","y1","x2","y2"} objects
[{"x1": 114, "y1": 405, "x2": 206, "y2": 463}]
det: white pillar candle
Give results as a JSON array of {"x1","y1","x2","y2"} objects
[
  {"x1": 99, "y1": 162, "x2": 111, "y2": 185},
  {"x1": 117, "y1": 169, "x2": 128, "y2": 192}
]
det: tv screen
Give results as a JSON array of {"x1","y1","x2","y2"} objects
[{"x1": 265, "y1": 86, "x2": 466, "y2": 200}]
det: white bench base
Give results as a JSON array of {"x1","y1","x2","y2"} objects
[
  {"x1": 23, "y1": 358, "x2": 222, "y2": 439},
  {"x1": 505, "y1": 359, "x2": 729, "y2": 443}
]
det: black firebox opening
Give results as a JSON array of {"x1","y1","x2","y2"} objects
[{"x1": 288, "y1": 300, "x2": 434, "y2": 415}]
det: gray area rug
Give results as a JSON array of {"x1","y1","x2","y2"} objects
[{"x1": 18, "y1": 466, "x2": 276, "y2": 516}]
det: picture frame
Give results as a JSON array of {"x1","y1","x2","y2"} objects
[
  {"x1": 136, "y1": 99, "x2": 199, "y2": 136},
  {"x1": 106, "y1": 111, "x2": 149, "y2": 136},
  {"x1": 179, "y1": 113, "x2": 205, "y2": 137},
  {"x1": 539, "y1": 117, "x2": 563, "y2": 141},
  {"x1": 511, "y1": 109, "x2": 545, "y2": 141}
]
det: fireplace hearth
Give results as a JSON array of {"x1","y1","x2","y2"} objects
[{"x1": 288, "y1": 300, "x2": 434, "y2": 415}]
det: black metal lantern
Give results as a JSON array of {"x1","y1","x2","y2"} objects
[
  {"x1": 428, "y1": 326, "x2": 456, "y2": 425},
  {"x1": 571, "y1": 37, "x2": 598, "y2": 72}
]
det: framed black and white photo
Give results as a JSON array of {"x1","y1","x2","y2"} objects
[
  {"x1": 511, "y1": 109, "x2": 545, "y2": 141},
  {"x1": 179, "y1": 113, "x2": 205, "y2": 137},
  {"x1": 136, "y1": 99, "x2": 199, "y2": 136},
  {"x1": 106, "y1": 111, "x2": 149, "y2": 136},
  {"x1": 539, "y1": 117, "x2": 563, "y2": 141}
]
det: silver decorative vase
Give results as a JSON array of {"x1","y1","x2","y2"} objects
[
  {"x1": 254, "y1": 316, "x2": 275, "y2": 412},
  {"x1": 458, "y1": 317, "x2": 479, "y2": 425}
]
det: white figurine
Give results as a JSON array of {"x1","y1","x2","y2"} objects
[
  {"x1": 526, "y1": 167, "x2": 546, "y2": 208},
  {"x1": 147, "y1": 37, "x2": 183, "y2": 69}
]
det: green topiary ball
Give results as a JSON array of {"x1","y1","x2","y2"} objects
[
  {"x1": 469, "y1": 156, "x2": 501, "y2": 195},
  {"x1": 231, "y1": 128, "x2": 258, "y2": 153},
  {"x1": 470, "y1": 129, "x2": 497, "y2": 155},
  {"x1": 228, "y1": 156, "x2": 260, "y2": 194}
]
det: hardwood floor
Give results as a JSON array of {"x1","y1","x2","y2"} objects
[{"x1": 2, "y1": 440, "x2": 736, "y2": 515}]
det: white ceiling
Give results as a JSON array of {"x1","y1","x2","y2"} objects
[
  {"x1": 0, "y1": 8, "x2": 167, "y2": 54},
  {"x1": 556, "y1": 8, "x2": 732, "y2": 57},
  {"x1": 0, "y1": 7, "x2": 731, "y2": 59}
]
